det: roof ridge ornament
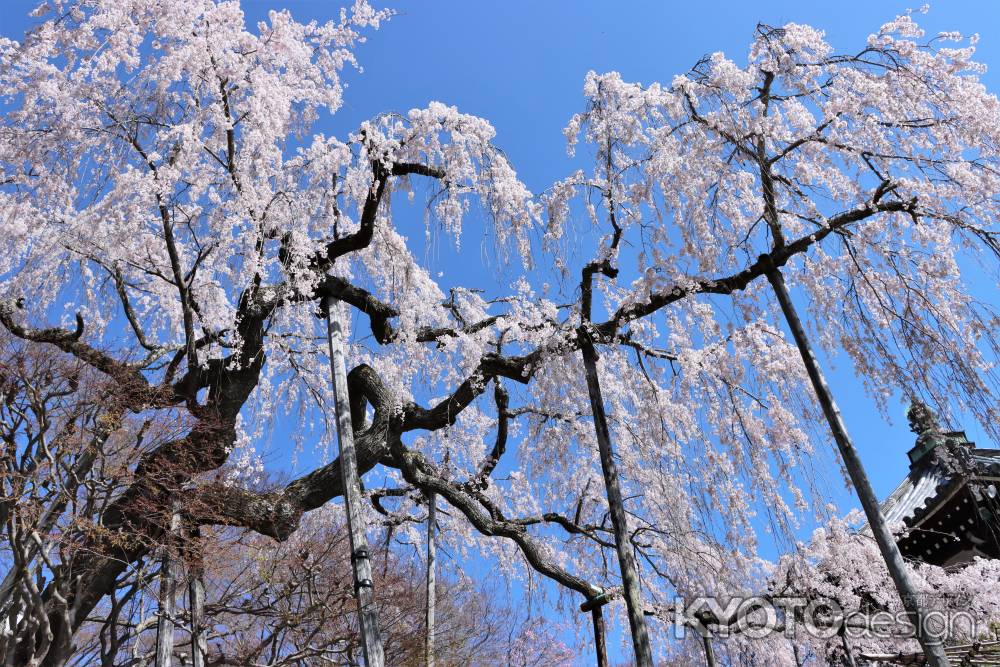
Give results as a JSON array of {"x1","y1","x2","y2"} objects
[
  {"x1": 906, "y1": 400, "x2": 945, "y2": 469},
  {"x1": 907, "y1": 400, "x2": 941, "y2": 436}
]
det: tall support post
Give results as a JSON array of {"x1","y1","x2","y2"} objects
[
  {"x1": 763, "y1": 260, "x2": 950, "y2": 667},
  {"x1": 590, "y1": 605, "x2": 609, "y2": 667},
  {"x1": 188, "y1": 527, "x2": 207, "y2": 667},
  {"x1": 324, "y1": 296, "x2": 385, "y2": 667},
  {"x1": 424, "y1": 492, "x2": 437, "y2": 667},
  {"x1": 154, "y1": 503, "x2": 180, "y2": 667},
  {"x1": 702, "y1": 633, "x2": 717, "y2": 667},
  {"x1": 578, "y1": 326, "x2": 654, "y2": 667}
]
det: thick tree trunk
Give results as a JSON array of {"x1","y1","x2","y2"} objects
[
  {"x1": 425, "y1": 492, "x2": 436, "y2": 667},
  {"x1": 764, "y1": 263, "x2": 950, "y2": 667},
  {"x1": 579, "y1": 328, "x2": 654, "y2": 667},
  {"x1": 324, "y1": 297, "x2": 385, "y2": 667}
]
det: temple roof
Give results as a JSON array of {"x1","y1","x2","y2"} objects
[
  {"x1": 874, "y1": 402, "x2": 1000, "y2": 530},
  {"x1": 881, "y1": 463, "x2": 948, "y2": 527},
  {"x1": 879, "y1": 445, "x2": 1000, "y2": 529}
]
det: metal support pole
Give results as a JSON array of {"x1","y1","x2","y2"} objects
[
  {"x1": 764, "y1": 261, "x2": 950, "y2": 667},
  {"x1": 324, "y1": 296, "x2": 385, "y2": 667}
]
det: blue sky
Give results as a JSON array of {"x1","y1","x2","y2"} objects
[
  {"x1": 2, "y1": 1, "x2": 999, "y2": 663},
  {"x1": 222, "y1": 0, "x2": 997, "y2": 534}
]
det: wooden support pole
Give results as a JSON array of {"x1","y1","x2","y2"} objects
[
  {"x1": 591, "y1": 605, "x2": 608, "y2": 667},
  {"x1": 579, "y1": 326, "x2": 655, "y2": 667},
  {"x1": 702, "y1": 633, "x2": 717, "y2": 667},
  {"x1": 580, "y1": 592, "x2": 614, "y2": 614},
  {"x1": 188, "y1": 575, "x2": 206, "y2": 667},
  {"x1": 154, "y1": 503, "x2": 180, "y2": 667},
  {"x1": 324, "y1": 297, "x2": 385, "y2": 667},
  {"x1": 425, "y1": 491, "x2": 436, "y2": 667},
  {"x1": 187, "y1": 526, "x2": 207, "y2": 667},
  {"x1": 764, "y1": 261, "x2": 950, "y2": 667}
]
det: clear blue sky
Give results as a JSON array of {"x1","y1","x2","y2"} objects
[{"x1": 2, "y1": 1, "x2": 998, "y2": 663}]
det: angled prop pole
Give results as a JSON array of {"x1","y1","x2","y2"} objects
[
  {"x1": 579, "y1": 325, "x2": 655, "y2": 667},
  {"x1": 324, "y1": 296, "x2": 385, "y2": 667},
  {"x1": 702, "y1": 632, "x2": 717, "y2": 667},
  {"x1": 763, "y1": 260, "x2": 950, "y2": 667}
]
